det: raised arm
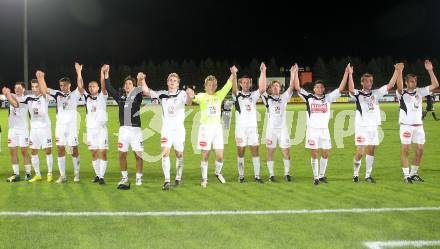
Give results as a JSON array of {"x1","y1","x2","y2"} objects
[
  {"x1": 137, "y1": 72, "x2": 149, "y2": 96},
  {"x1": 103, "y1": 65, "x2": 118, "y2": 98},
  {"x1": 36, "y1": 70, "x2": 49, "y2": 96},
  {"x1": 100, "y1": 64, "x2": 108, "y2": 95},
  {"x1": 259, "y1": 62, "x2": 267, "y2": 94},
  {"x1": 291, "y1": 63, "x2": 300, "y2": 92},
  {"x1": 396, "y1": 63, "x2": 404, "y2": 94},
  {"x1": 75, "y1": 62, "x2": 85, "y2": 95},
  {"x1": 425, "y1": 60, "x2": 439, "y2": 91},
  {"x1": 386, "y1": 66, "x2": 399, "y2": 91},
  {"x1": 348, "y1": 64, "x2": 355, "y2": 94},
  {"x1": 185, "y1": 88, "x2": 195, "y2": 105},
  {"x1": 338, "y1": 63, "x2": 350, "y2": 93},
  {"x1": 231, "y1": 66, "x2": 238, "y2": 96},
  {"x1": 2, "y1": 87, "x2": 18, "y2": 108},
  {"x1": 217, "y1": 65, "x2": 236, "y2": 100}
]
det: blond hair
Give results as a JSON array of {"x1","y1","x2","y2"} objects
[
  {"x1": 361, "y1": 73, "x2": 373, "y2": 83},
  {"x1": 267, "y1": 80, "x2": 282, "y2": 95},
  {"x1": 167, "y1": 72, "x2": 180, "y2": 82},
  {"x1": 405, "y1": 73, "x2": 417, "y2": 83},
  {"x1": 204, "y1": 75, "x2": 217, "y2": 88}
]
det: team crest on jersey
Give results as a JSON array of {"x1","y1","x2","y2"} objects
[{"x1": 403, "y1": 131, "x2": 411, "y2": 138}]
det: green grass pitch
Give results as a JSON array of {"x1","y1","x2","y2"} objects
[{"x1": 0, "y1": 103, "x2": 439, "y2": 249}]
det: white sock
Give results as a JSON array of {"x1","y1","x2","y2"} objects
[
  {"x1": 410, "y1": 165, "x2": 419, "y2": 176},
  {"x1": 175, "y1": 157, "x2": 183, "y2": 181},
  {"x1": 311, "y1": 158, "x2": 319, "y2": 179},
  {"x1": 46, "y1": 154, "x2": 53, "y2": 175},
  {"x1": 267, "y1": 161, "x2": 274, "y2": 177},
  {"x1": 215, "y1": 161, "x2": 223, "y2": 175},
  {"x1": 402, "y1": 167, "x2": 410, "y2": 178},
  {"x1": 92, "y1": 160, "x2": 99, "y2": 176},
  {"x1": 12, "y1": 164, "x2": 19, "y2": 175},
  {"x1": 162, "y1": 156, "x2": 171, "y2": 182},
  {"x1": 252, "y1": 157, "x2": 260, "y2": 178},
  {"x1": 58, "y1": 156, "x2": 66, "y2": 177},
  {"x1": 201, "y1": 161, "x2": 208, "y2": 180},
  {"x1": 365, "y1": 155, "x2": 374, "y2": 178},
  {"x1": 25, "y1": 164, "x2": 31, "y2": 175},
  {"x1": 99, "y1": 160, "x2": 107, "y2": 178},
  {"x1": 283, "y1": 159, "x2": 290, "y2": 176},
  {"x1": 72, "y1": 156, "x2": 80, "y2": 175},
  {"x1": 353, "y1": 158, "x2": 361, "y2": 177},
  {"x1": 237, "y1": 157, "x2": 245, "y2": 178},
  {"x1": 121, "y1": 170, "x2": 128, "y2": 180},
  {"x1": 319, "y1": 157, "x2": 328, "y2": 178},
  {"x1": 31, "y1": 155, "x2": 41, "y2": 177},
  {"x1": 136, "y1": 172, "x2": 142, "y2": 179}
]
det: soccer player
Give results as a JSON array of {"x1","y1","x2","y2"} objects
[
  {"x1": 261, "y1": 65, "x2": 296, "y2": 182},
  {"x1": 143, "y1": 72, "x2": 192, "y2": 190},
  {"x1": 396, "y1": 60, "x2": 439, "y2": 183},
  {"x1": 295, "y1": 64, "x2": 350, "y2": 184},
  {"x1": 348, "y1": 64, "x2": 399, "y2": 183},
  {"x1": 3, "y1": 84, "x2": 32, "y2": 182},
  {"x1": 22, "y1": 72, "x2": 54, "y2": 182},
  {"x1": 82, "y1": 64, "x2": 109, "y2": 185},
  {"x1": 104, "y1": 65, "x2": 149, "y2": 190},
  {"x1": 232, "y1": 62, "x2": 267, "y2": 183},
  {"x1": 46, "y1": 63, "x2": 84, "y2": 183},
  {"x1": 186, "y1": 66, "x2": 237, "y2": 188},
  {"x1": 422, "y1": 94, "x2": 439, "y2": 120}
]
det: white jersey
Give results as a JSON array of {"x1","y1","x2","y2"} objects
[
  {"x1": 261, "y1": 90, "x2": 292, "y2": 129},
  {"x1": 298, "y1": 88, "x2": 340, "y2": 129},
  {"x1": 351, "y1": 85, "x2": 388, "y2": 126},
  {"x1": 397, "y1": 86, "x2": 431, "y2": 125},
  {"x1": 8, "y1": 94, "x2": 29, "y2": 130},
  {"x1": 22, "y1": 94, "x2": 51, "y2": 129},
  {"x1": 84, "y1": 91, "x2": 108, "y2": 129},
  {"x1": 150, "y1": 89, "x2": 187, "y2": 128},
  {"x1": 49, "y1": 88, "x2": 81, "y2": 125},
  {"x1": 233, "y1": 90, "x2": 260, "y2": 128}
]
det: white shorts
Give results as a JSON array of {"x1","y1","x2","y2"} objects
[
  {"x1": 266, "y1": 127, "x2": 290, "y2": 149},
  {"x1": 400, "y1": 125, "x2": 425, "y2": 145},
  {"x1": 87, "y1": 126, "x2": 109, "y2": 150},
  {"x1": 29, "y1": 126, "x2": 52, "y2": 149},
  {"x1": 235, "y1": 126, "x2": 259, "y2": 147},
  {"x1": 355, "y1": 125, "x2": 379, "y2": 146},
  {"x1": 161, "y1": 125, "x2": 185, "y2": 152},
  {"x1": 8, "y1": 128, "x2": 29, "y2": 148},
  {"x1": 118, "y1": 126, "x2": 144, "y2": 152},
  {"x1": 197, "y1": 124, "x2": 224, "y2": 150},
  {"x1": 305, "y1": 127, "x2": 331, "y2": 150},
  {"x1": 56, "y1": 124, "x2": 79, "y2": 147}
]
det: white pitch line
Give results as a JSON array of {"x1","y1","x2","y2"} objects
[
  {"x1": 0, "y1": 206, "x2": 439, "y2": 217},
  {"x1": 363, "y1": 240, "x2": 440, "y2": 249}
]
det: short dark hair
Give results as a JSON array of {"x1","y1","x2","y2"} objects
[
  {"x1": 30, "y1": 79, "x2": 38, "y2": 84},
  {"x1": 15, "y1": 82, "x2": 26, "y2": 89},
  {"x1": 405, "y1": 74, "x2": 417, "y2": 82},
  {"x1": 59, "y1": 77, "x2": 71, "y2": 84},
  {"x1": 314, "y1": 80, "x2": 325, "y2": 87},
  {"x1": 124, "y1": 76, "x2": 137, "y2": 86}
]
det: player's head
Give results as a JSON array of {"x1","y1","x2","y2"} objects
[
  {"x1": 167, "y1": 73, "x2": 180, "y2": 91},
  {"x1": 239, "y1": 75, "x2": 252, "y2": 92},
  {"x1": 123, "y1": 76, "x2": 137, "y2": 94},
  {"x1": 405, "y1": 74, "x2": 417, "y2": 90},
  {"x1": 313, "y1": 80, "x2": 325, "y2": 96},
  {"x1": 59, "y1": 77, "x2": 72, "y2": 93},
  {"x1": 204, "y1": 75, "x2": 218, "y2": 95},
  {"x1": 14, "y1": 82, "x2": 26, "y2": 96},
  {"x1": 88, "y1": 81, "x2": 99, "y2": 95},
  {"x1": 361, "y1": 73, "x2": 374, "y2": 90},
  {"x1": 30, "y1": 79, "x2": 40, "y2": 95},
  {"x1": 268, "y1": 80, "x2": 282, "y2": 95}
]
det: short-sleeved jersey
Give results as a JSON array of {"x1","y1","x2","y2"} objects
[
  {"x1": 351, "y1": 85, "x2": 388, "y2": 126},
  {"x1": 150, "y1": 89, "x2": 187, "y2": 127},
  {"x1": 233, "y1": 90, "x2": 260, "y2": 128},
  {"x1": 49, "y1": 88, "x2": 81, "y2": 125},
  {"x1": 21, "y1": 94, "x2": 51, "y2": 129},
  {"x1": 261, "y1": 90, "x2": 292, "y2": 129},
  {"x1": 298, "y1": 88, "x2": 340, "y2": 129},
  {"x1": 8, "y1": 94, "x2": 29, "y2": 130},
  {"x1": 84, "y1": 91, "x2": 108, "y2": 128},
  {"x1": 193, "y1": 80, "x2": 232, "y2": 125},
  {"x1": 397, "y1": 86, "x2": 431, "y2": 125}
]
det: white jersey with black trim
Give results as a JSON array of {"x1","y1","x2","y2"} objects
[
  {"x1": 149, "y1": 89, "x2": 187, "y2": 127},
  {"x1": 21, "y1": 94, "x2": 51, "y2": 129},
  {"x1": 8, "y1": 94, "x2": 29, "y2": 130},
  {"x1": 49, "y1": 88, "x2": 81, "y2": 125},
  {"x1": 298, "y1": 88, "x2": 340, "y2": 129},
  {"x1": 351, "y1": 85, "x2": 388, "y2": 126},
  {"x1": 84, "y1": 91, "x2": 108, "y2": 128},
  {"x1": 397, "y1": 86, "x2": 431, "y2": 125},
  {"x1": 261, "y1": 90, "x2": 292, "y2": 129},
  {"x1": 233, "y1": 90, "x2": 260, "y2": 128}
]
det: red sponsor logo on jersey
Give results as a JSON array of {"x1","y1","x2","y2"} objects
[
  {"x1": 356, "y1": 136, "x2": 365, "y2": 143},
  {"x1": 311, "y1": 103, "x2": 328, "y2": 113},
  {"x1": 199, "y1": 141, "x2": 207, "y2": 147},
  {"x1": 7, "y1": 138, "x2": 12, "y2": 144},
  {"x1": 161, "y1": 137, "x2": 168, "y2": 144},
  {"x1": 308, "y1": 139, "x2": 316, "y2": 146},
  {"x1": 118, "y1": 142, "x2": 123, "y2": 149},
  {"x1": 266, "y1": 139, "x2": 272, "y2": 145},
  {"x1": 403, "y1": 131, "x2": 411, "y2": 138}
]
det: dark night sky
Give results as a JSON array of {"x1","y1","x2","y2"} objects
[{"x1": 0, "y1": 0, "x2": 439, "y2": 82}]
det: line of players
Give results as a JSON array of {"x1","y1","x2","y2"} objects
[{"x1": 2, "y1": 60, "x2": 438, "y2": 190}]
